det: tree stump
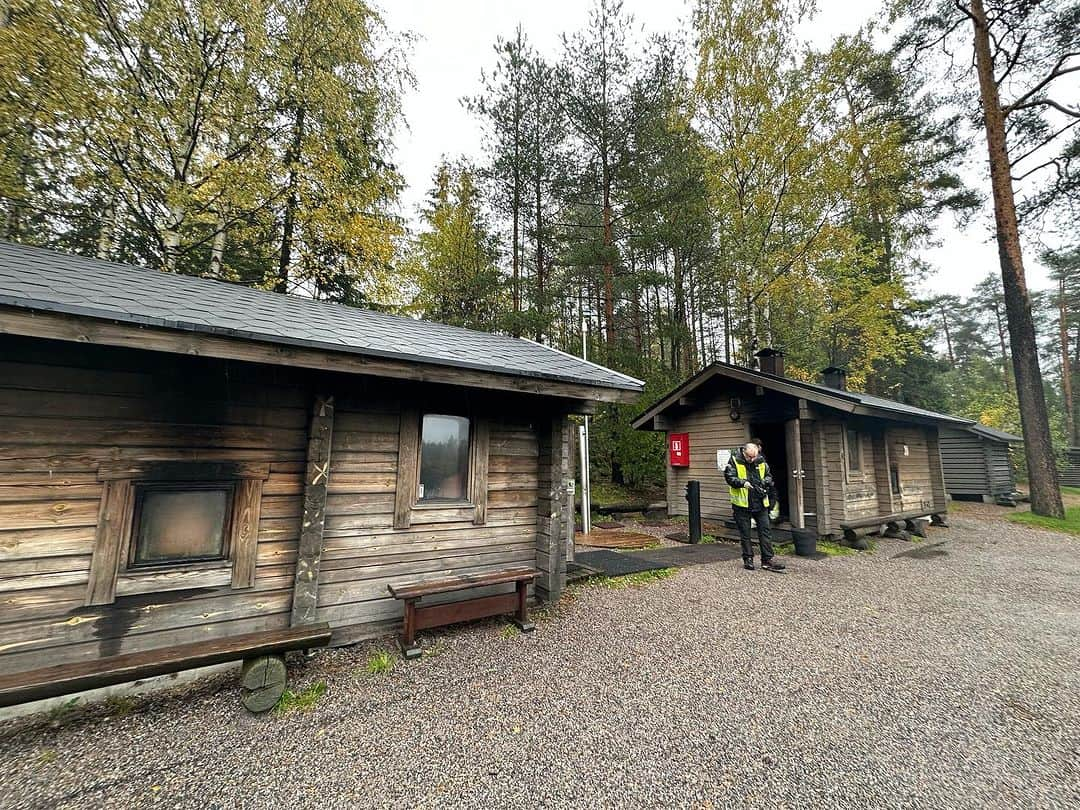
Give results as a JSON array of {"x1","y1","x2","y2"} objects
[
  {"x1": 240, "y1": 654, "x2": 287, "y2": 713},
  {"x1": 883, "y1": 521, "x2": 911, "y2": 541},
  {"x1": 905, "y1": 518, "x2": 929, "y2": 538}
]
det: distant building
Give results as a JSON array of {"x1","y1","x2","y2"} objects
[
  {"x1": 633, "y1": 348, "x2": 972, "y2": 541},
  {"x1": 940, "y1": 424, "x2": 1022, "y2": 502}
]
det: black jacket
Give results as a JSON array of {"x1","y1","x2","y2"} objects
[{"x1": 724, "y1": 449, "x2": 775, "y2": 512}]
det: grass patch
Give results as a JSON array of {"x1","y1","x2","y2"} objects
[
  {"x1": 104, "y1": 695, "x2": 135, "y2": 717},
  {"x1": 1008, "y1": 505, "x2": 1080, "y2": 537},
  {"x1": 818, "y1": 540, "x2": 857, "y2": 556},
  {"x1": 46, "y1": 697, "x2": 80, "y2": 724},
  {"x1": 275, "y1": 681, "x2": 326, "y2": 715},
  {"x1": 364, "y1": 650, "x2": 395, "y2": 675},
  {"x1": 36, "y1": 748, "x2": 57, "y2": 766},
  {"x1": 501, "y1": 623, "x2": 521, "y2": 638},
  {"x1": 1061, "y1": 486, "x2": 1080, "y2": 498},
  {"x1": 596, "y1": 567, "x2": 677, "y2": 589}
]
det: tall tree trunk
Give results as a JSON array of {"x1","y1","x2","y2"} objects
[
  {"x1": 938, "y1": 304, "x2": 956, "y2": 369},
  {"x1": 992, "y1": 302, "x2": 1011, "y2": 392},
  {"x1": 163, "y1": 202, "x2": 184, "y2": 272},
  {"x1": 970, "y1": 0, "x2": 1063, "y2": 517},
  {"x1": 278, "y1": 106, "x2": 306, "y2": 294},
  {"x1": 602, "y1": 189, "x2": 615, "y2": 347},
  {"x1": 210, "y1": 217, "x2": 227, "y2": 277},
  {"x1": 1061, "y1": 276, "x2": 1076, "y2": 446},
  {"x1": 97, "y1": 198, "x2": 116, "y2": 260},
  {"x1": 533, "y1": 147, "x2": 544, "y2": 342}
]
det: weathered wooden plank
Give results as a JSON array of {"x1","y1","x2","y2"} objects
[
  {"x1": 0, "y1": 499, "x2": 100, "y2": 530},
  {"x1": 0, "y1": 526, "x2": 97, "y2": 561},
  {"x1": 393, "y1": 407, "x2": 418, "y2": 530},
  {"x1": 291, "y1": 395, "x2": 334, "y2": 627},
  {"x1": 471, "y1": 419, "x2": 490, "y2": 525},
  {"x1": 85, "y1": 479, "x2": 134, "y2": 606},
  {"x1": 231, "y1": 478, "x2": 264, "y2": 589}
]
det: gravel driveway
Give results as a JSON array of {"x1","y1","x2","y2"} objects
[{"x1": 3, "y1": 513, "x2": 1079, "y2": 809}]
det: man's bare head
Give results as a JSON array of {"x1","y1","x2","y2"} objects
[{"x1": 743, "y1": 442, "x2": 759, "y2": 460}]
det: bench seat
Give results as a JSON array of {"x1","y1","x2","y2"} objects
[
  {"x1": 0, "y1": 623, "x2": 332, "y2": 712},
  {"x1": 388, "y1": 567, "x2": 537, "y2": 659}
]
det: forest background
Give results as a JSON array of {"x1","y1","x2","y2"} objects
[{"x1": 2, "y1": 0, "x2": 1077, "y2": 493}]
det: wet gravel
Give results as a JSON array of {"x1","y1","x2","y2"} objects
[{"x1": 3, "y1": 513, "x2": 1079, "y2": 809}]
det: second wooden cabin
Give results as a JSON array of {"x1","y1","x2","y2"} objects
[{"x1": 633, "y1": 349, "x2": 972, "y2": 541}]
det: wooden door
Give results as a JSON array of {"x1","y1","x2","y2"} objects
[{"x1": 785, "y1": 419, "x2": 805, "y2": 529}]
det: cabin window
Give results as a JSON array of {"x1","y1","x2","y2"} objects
[
  {"x1": 846, "y1": 428, "x2": 863, "y2": 473},
  {"x1": 130, "y1": 483, "x2": 233, "y2": 567},
  {"x1": 85, "y1": 462, "x2": 268, "y2": 606},
  {"x1": 395, "y1": 408, "x2": 490, "y2": 530},
  {"x1": 890, "y1": 464, "x2": 901, "y2": 495},
  {"x1": 418, "y1": 414, "x2": 471, "y2": 502}
]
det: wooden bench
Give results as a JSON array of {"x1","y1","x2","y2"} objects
[
  {"x1": 0, "y1": 623, "x2": 332, "y2": 714},
  {"x1": 839, "y1": 509, "x2": 942, "y2": 541},
  {"x1": 388, "y1": 567, "x2": 537, "y2": 659}
]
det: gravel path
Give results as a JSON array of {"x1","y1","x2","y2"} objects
[{"x1": 3, "y1": 513, "x2": 1079, "y2": 809}]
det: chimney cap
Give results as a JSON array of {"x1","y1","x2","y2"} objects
[
  {"x1": 754, "y1": 347, "x2": 783, "y2": 357},
  {"x1": 822, "y1": 365, "x2": 847, "y2": 374}
]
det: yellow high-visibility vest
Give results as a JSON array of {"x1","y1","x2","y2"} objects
[{"x1": 729, "y1": 459, "x2": 770, "y2": 508}]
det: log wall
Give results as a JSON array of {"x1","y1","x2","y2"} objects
[
  {"x1": 0, "y1": 340, "x2": 308, "y2": 674},
  {"x1": 0, "y1": 336, "x2": 558, "y2": 676}
]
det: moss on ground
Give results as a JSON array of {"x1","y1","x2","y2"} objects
[
  {"x1": 1008, "y1": 506, "x2": 1080, "y2": 537},
  {"x1": 595, "y1": 568, "x2": 677, "y2": 589}
]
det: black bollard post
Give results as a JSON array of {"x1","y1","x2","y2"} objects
[{"x1": 686, "y1": 480, "x2": 702, "y2": 544}]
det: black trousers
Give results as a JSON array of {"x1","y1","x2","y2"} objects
[{"x1": 733, "y1": 505, "x2": 774, "y2": 563}]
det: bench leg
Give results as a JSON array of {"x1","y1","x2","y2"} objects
[
  {"x1": 240, "y1": 654, "x2": 287, "y2": 713},
  {"x1": 511, "y1": 580, "x2": 535, "y2": 633},
  {"x1": 399, "y1": 598, "x2": 423, "y2": 659}
]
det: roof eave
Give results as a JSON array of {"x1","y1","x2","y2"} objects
[{"x1": 1, "y1": 305, "x2": 642, "y2": 403}]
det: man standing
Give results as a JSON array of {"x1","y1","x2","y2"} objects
[{"x1": 725, "y1": 442, "x2": 785, "y2": 572}]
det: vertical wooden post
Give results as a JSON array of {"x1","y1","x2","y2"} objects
[
  {"x1": 926, "y1": 427, "x2": 948, "y2": 515},
  {"x1": 290, "y1": 394, "x2": 334, "y2": 627},
  {"x1": 535, "y1": 414, "x2": 570, "y2": 602}
]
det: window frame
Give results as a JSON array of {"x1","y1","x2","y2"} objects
[
  {"x1": 394, "y1": 407, "x2": 490, "y2": 529},
  {"x1": 86, "y1": 461, "x2": 268, "y2": 606},
  {"x1": 414, "y1": 413, "x2": 473, "y2": 506},
  {"x1": 889, "y1": 464, "x2": 901, "y2": 496},
  {"x1": 128, "y1": 481, "x2": 236, "y2": 569},
  {"x1": 845, "y1": 427, "x2": 863, "y2": 477}
]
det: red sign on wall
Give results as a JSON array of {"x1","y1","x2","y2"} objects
[{"x1": 669, "y1": 432, "x2": 690, "y2": 467}]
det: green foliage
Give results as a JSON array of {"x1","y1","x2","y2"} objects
[
  {"x1": 0, "y1": 0, "x2": 406, "y2": 301},
  {"x1": 402, "y1": 161, "x2": 505, "y2": 330},
  {"x1": 595, "y1": 567, "x2": 677, "y2": 588},
  {"x1": 1008, "y1": 507, "x2": 1080, "y2": 537},
  {"x1": 275, "y1": 681, "x2": 327, "y2": 714},
  {"x1": 364, "y1": 650, "x2": 394, "y2": 675}
]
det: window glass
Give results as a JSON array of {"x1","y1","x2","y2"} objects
[
  {"x1": 846, "y1": 429, "x2": 862, "y2": 471},
  {"x1": 890, "y1": 465, "x2": 901, "y2": 494},
  {"x1": 132, "y1": 487, "x2": 231, "y2": 565},
  {"x1": 419, "y1": 414, "x2": 470, "y2": 502}
]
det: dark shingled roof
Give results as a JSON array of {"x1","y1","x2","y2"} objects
[
  {"x1": 968, "y1": 423, "x2": 1023, "y2": 443},
  {"x1": 0, "y1": 241, "x2": 642, "y2": 393},
  {"x1": 633, "y1": 361, "x2": 973, "y2": 429}
]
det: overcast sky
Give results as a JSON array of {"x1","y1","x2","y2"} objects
[{"x1": 381, "y1": 0, "x2": 1054, "y2": 298}]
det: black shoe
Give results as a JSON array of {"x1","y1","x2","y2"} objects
[
  {"x1": 743, "y1": 560, "x2": 756, "y2": 571},
  {"x1": 761, "y1": 558, "x2": 786, "y2": 572}
]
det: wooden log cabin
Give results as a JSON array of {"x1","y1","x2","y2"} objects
[
  {"x1": 0, "y1": 242, "x2": 641, "y2": 691},
  {"x1": 632, "y1": 349, "x2": 972, "y2": 542},
  {"x1": 939, "y1": 423, "x2": 1022, "y2": 502}
]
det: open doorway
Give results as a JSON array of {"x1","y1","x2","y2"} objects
[{"x1": 748, "y1": 421, "x2": 790, "y2": 524}]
